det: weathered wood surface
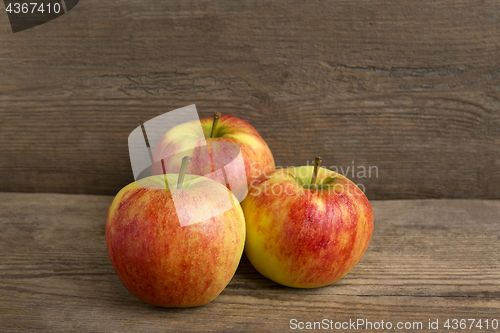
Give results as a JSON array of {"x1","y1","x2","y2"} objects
[
  {"x1": 0, "y1": 193, "x2": 498, "y2": 332},
  {"x1": 1, "y1": 1, "x2": 500, "y2": 199}
]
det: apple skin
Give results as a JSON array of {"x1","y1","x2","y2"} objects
[
  {"x1": 106, "y1": 175, "x2": 246, "y2": 307},
  {"x1": 152, "y1": 115, "x2": 275, "y2": 189},
  {"x1": 241, "y1": 166, "x2": 373, "y2": 288}
]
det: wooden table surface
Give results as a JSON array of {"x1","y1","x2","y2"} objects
[{"x1": 0, "y1": 193, "x2": 498, "y2": 332}]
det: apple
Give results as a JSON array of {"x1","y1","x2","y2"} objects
[
  {"x1": 151, "y1": 113, "x2": 275, "y2": 198},
  {"x1": 106, "y1": 158, "x2": 246, "y2": 307},
  {"x1": 242, "y1": 157, "x2": 374, "y2": 288}
]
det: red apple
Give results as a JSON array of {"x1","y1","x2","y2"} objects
[
  {"x1": 151, "y1": 113, "x2": 275, "y2": 200},
  {"x1": 242, "y1": 157, "x2": 374, "y2": 288},
  {"x1": 106, "y1": 169, "x2": 246, "y2": 307}
]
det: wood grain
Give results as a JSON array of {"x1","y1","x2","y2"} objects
[
  {"x1": 0, "y1": 0, "x2": 499, "y2": 199},
  {"x1": 0, "y1": 193, "x2": 498, "y2": 332}
]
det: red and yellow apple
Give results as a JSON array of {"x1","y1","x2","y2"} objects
[
  {"x1": 106, "y1": 172, "x2": 246, "y2": 307},
  {"x1": 152, "y1": 114, "x2": 275, "y2": 195},
  {"x1": 241, "y1": 158, "x2": 374, "y2": 288}
]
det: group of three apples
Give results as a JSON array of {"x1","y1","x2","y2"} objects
[{"x1": 106, "y1": 113, "x2": 374, "y2": 307}]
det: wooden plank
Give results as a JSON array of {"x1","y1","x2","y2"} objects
[
  {"x1": 0, "y1": 0, "x2": 500, "y2": 199},
  {"x1": 0, "y1": 193, "x2": 498, "y2": 332}
]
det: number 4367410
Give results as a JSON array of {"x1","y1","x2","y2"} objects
[
  {"x1": 443, "y1": 319, "x2": 499, "y2": 330},
  {"x1": 6, "y1": 3, "x2": 62, "y2": 14}
]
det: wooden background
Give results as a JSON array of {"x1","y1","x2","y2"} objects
[{"x1": 1, "y1": 0, "x2": 499, "y2": 199}]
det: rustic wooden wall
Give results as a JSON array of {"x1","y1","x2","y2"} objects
[{"x1": 1, "y1": 0, "x2": 499, "y2": 199}]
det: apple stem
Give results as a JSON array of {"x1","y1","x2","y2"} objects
[
  {"x1": 210, "y1": 112, "x2": 221, "y2": 138},
  {"x1": 177, "y1": 156, "x2": 192, "y2": 189},
  {"x1": 311, "y1": 156, "x2": 322, "y2": 187},
  {"x1": 161, "y1": 159, "x2": 169, "y2": 190}
]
